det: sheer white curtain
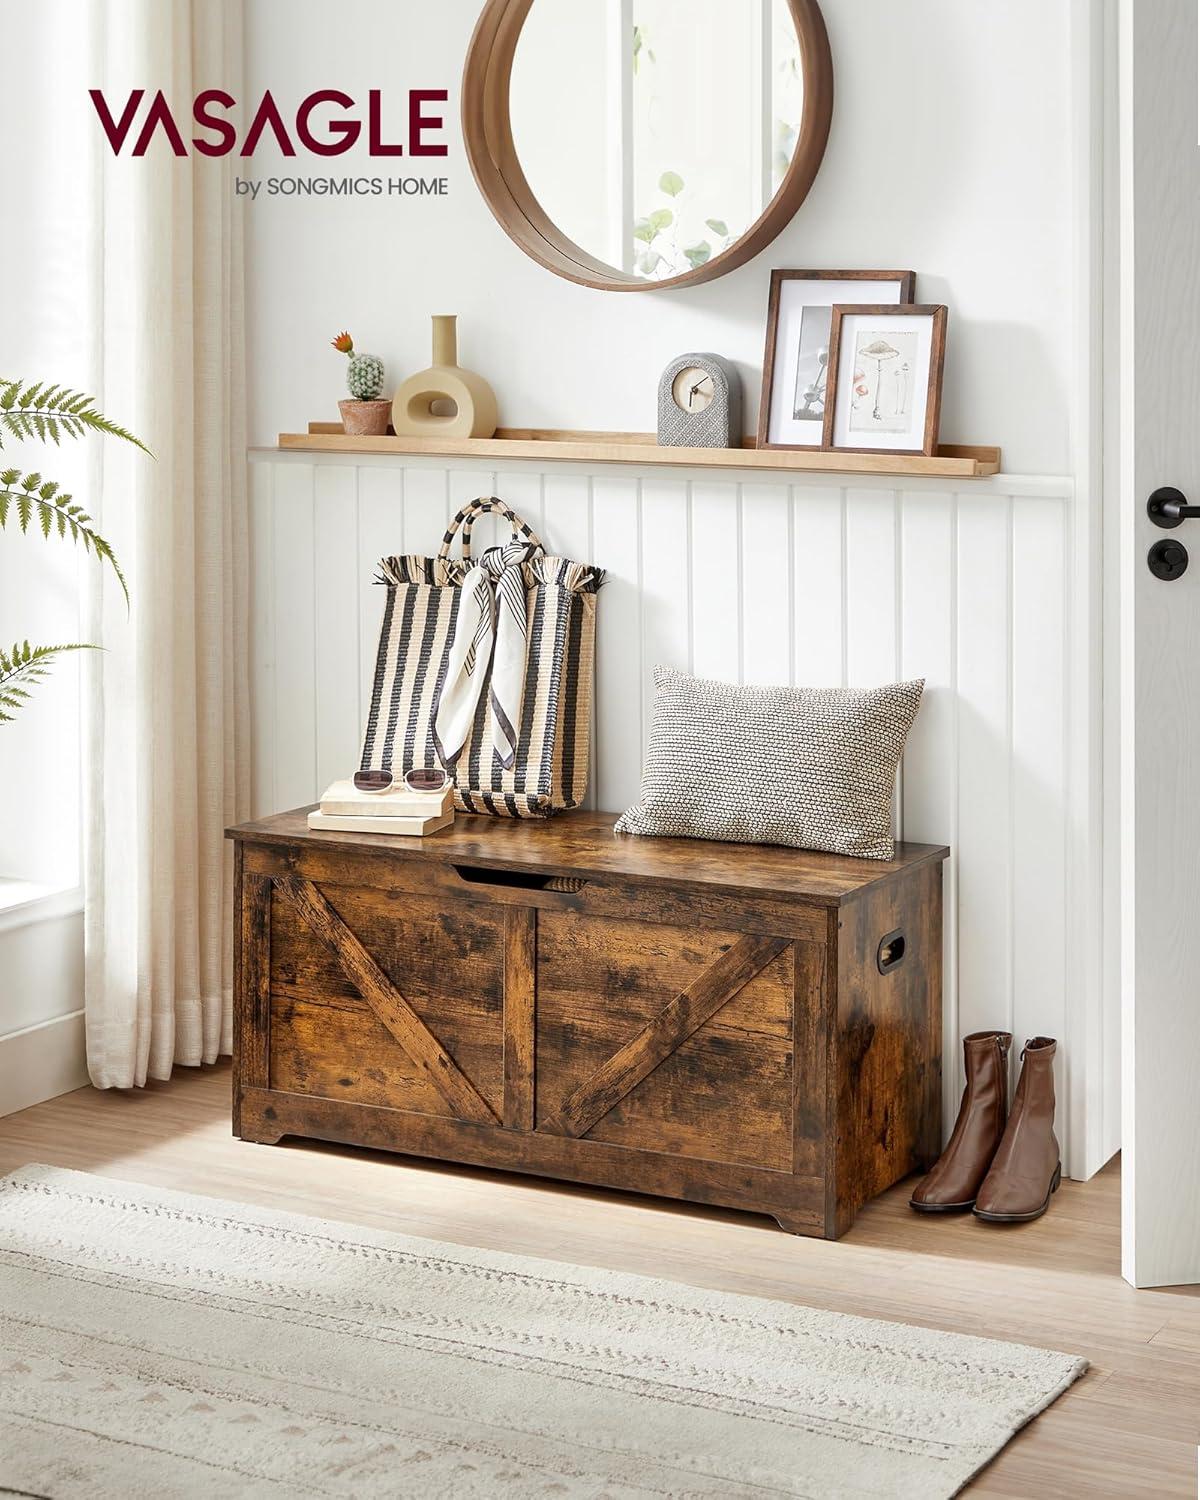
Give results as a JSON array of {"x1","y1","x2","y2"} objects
[{"x1": 82, "y1": 0, "x2": 250, "y2": 1087}]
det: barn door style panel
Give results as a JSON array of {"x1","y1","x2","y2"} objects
[
  {"x1": 267, "y1": 877, "x2": 505, "y2": 1125},
  {"x1": 536, "y1": 913, "x2": 795, "y2": 1171}
]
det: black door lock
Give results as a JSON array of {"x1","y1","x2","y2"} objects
[
  {"x1": 1147, "y1": 487, "x2": 1200, "y2": 528},
  {"x1": 1148, "y1": 538, "x2": 1189, "y2": 581}
]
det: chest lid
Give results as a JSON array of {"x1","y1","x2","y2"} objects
[{"x1": 227, "y1": 809, "x2": 948, "y2": 909}]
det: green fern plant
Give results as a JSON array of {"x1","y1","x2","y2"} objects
[
  {"x1": 0, "y1": 376, "x2": 149, "y2": 721},
  {"x1": 0, "y1": 469, "x2": 128, "y2": 605},
  {"x1": 0, "y1": 379, "x2": 150, "y2": 454},
  {"x1": 0, "y1": 641, "x2": 95, "y2": 723}
]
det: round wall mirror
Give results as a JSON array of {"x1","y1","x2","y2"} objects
[{"x1": 463, "y1": 0, "x2": 833, "y2": 292}]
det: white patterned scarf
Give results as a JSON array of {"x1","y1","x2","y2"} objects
[{"x1": 434, "y1": 541, "x2": 533, "y2": 769}]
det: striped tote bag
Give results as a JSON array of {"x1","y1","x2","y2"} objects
[{"x1": 359, "y1": 497, "x2": 604, "y2": 818}]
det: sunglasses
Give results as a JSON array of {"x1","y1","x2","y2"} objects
[{"x1": 352, "y1": 767, "x2": 451, "y2": 795}]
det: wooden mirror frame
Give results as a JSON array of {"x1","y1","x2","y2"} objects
[{"x1": 462, "y1": 0, "x2": 835, "y2": 293}]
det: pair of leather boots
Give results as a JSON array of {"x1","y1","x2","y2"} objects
[{"x1": 910, "y1": 1032, "x2": 1061, "y2": 1222}]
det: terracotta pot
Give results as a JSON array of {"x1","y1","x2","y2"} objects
[{"x1": 338, "y1": 398, "x2": 392, "y2": 436}]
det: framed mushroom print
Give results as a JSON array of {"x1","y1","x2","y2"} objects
[
  {"x1": 758, "y1": 270, "x2": 916, "y2": 448},
  {"x1": 823, "y1": 304, "x2": 948, "y2": 456}
]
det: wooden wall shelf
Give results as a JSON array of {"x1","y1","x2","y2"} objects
[{"x1": 278, "y1": 424, "x2": 1002, "y2": 479}]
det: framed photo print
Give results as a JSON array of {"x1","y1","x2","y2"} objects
[
  {"x1": 823, "y1": 304, "x2": 948, "y2": 456},
  {"x1": 758, "y1": 270, "x2": 916, "y2": 448}
]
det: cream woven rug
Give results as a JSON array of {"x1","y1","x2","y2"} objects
[{"x1": 0, "y1": 1165, "x2": 1085, "y2": 1499}]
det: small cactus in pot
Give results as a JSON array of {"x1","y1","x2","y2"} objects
[
  {"x1": 331, "y1": 331, "x2": 391, "y2": 435},
  {"x1": 335, "y1": 332, "x2": 384, "y2": 399}
]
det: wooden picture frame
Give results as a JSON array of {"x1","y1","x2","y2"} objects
[
  {"x1": 757, "y1": 270, "x2": 917, "y2": 449},
  {"x1": 822, "y1": 304, "x2": 948, "y2": 457}
]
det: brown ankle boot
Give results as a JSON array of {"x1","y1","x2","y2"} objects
[
  {"x1": 973, "y1": 1037, "x2": 1062, "y2": 1223},
  {"x1": 910, "y1": 1031, "x2": 1011, "y2": 1212}
]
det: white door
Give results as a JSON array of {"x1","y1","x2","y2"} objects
[{"x1": 1119, "y1": 0, "x2": 1200, "y2": 1287}]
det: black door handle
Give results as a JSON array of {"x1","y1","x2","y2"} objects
[{"x1": 1147, "y1": 487, "x2": 1200, "y2": 527}]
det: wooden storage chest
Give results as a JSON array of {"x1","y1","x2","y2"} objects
[{"x1": 227, "y1": 810, "x2": 948, "y2": 1238}]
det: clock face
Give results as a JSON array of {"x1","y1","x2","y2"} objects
[{"x1": 672, "y1": 365, "x2": 716, "y2": 413}]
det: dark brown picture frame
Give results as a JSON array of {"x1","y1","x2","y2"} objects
[
  {"x1": 822, "y1": 304, "x2": 948, "y2": 457},
  {"x1": 757, "y1": 270, "x2": 916, "y2": 450}
]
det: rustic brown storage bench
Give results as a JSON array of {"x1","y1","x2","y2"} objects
[{"x1": 227, "y1": 810, "x2": 947, "y2": 1238}]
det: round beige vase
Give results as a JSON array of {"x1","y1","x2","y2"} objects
[
  {"x1": 391, "y1": 316, "x2": 498, "y2": 439},
  {"x1": 338, "y1": 398, "x2": 392, "y2": 436}
]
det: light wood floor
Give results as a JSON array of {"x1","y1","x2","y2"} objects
[{"x1": 1, "y1": 1063, "x2": 1196, "y2": 1498}]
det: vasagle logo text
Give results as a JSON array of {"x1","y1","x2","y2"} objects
[{"x1": 88, "y1": 88, "x2": 448, "y2": 157}]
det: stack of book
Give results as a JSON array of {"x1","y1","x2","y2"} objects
[{"x1": 307, "y1": 778, "x2": 454, "y2": 836}]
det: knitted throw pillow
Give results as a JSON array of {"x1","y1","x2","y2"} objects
[{"x1": 615, "y1": 668, "x2": 925, "y2": 860}]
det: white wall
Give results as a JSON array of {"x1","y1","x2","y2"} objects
[
  {"x1": 0, "y1": 905, "x2": 87, "y2": 1117},
  {"x1": 245, "y1": 0, "x2": 1074, "y2": 473}
]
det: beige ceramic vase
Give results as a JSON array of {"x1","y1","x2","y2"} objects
[{"x1": 391, "y1": 316, "x2": 498, "y2": 439}]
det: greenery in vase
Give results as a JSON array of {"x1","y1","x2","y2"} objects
[
  {"x1": 331, "y1": 332, "x2": 385, "y2": 401},
  {"x1": 630, "y1": 15, "x2": 799, "y2": 273},
  {"x1": 773, "y1": 42, "x2": 802, "y2": 191},
  {"x1": 633, "y1": 170, "x2": 733, "y2": 280},
  {"x1": 0, "y1": 378, "x2": 146, "y2": 722},
  {"x1": 631, "y1": 23, "x2": 655, "y2": 74}
]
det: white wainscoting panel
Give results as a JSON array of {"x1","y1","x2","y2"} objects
[{"x1": 248, "y1": 452, "x2": 1096, "y2": 1177}]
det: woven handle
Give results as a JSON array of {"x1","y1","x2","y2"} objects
[{"x1": 438, "y1": 497, "x2": 544, "y2": 564}]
